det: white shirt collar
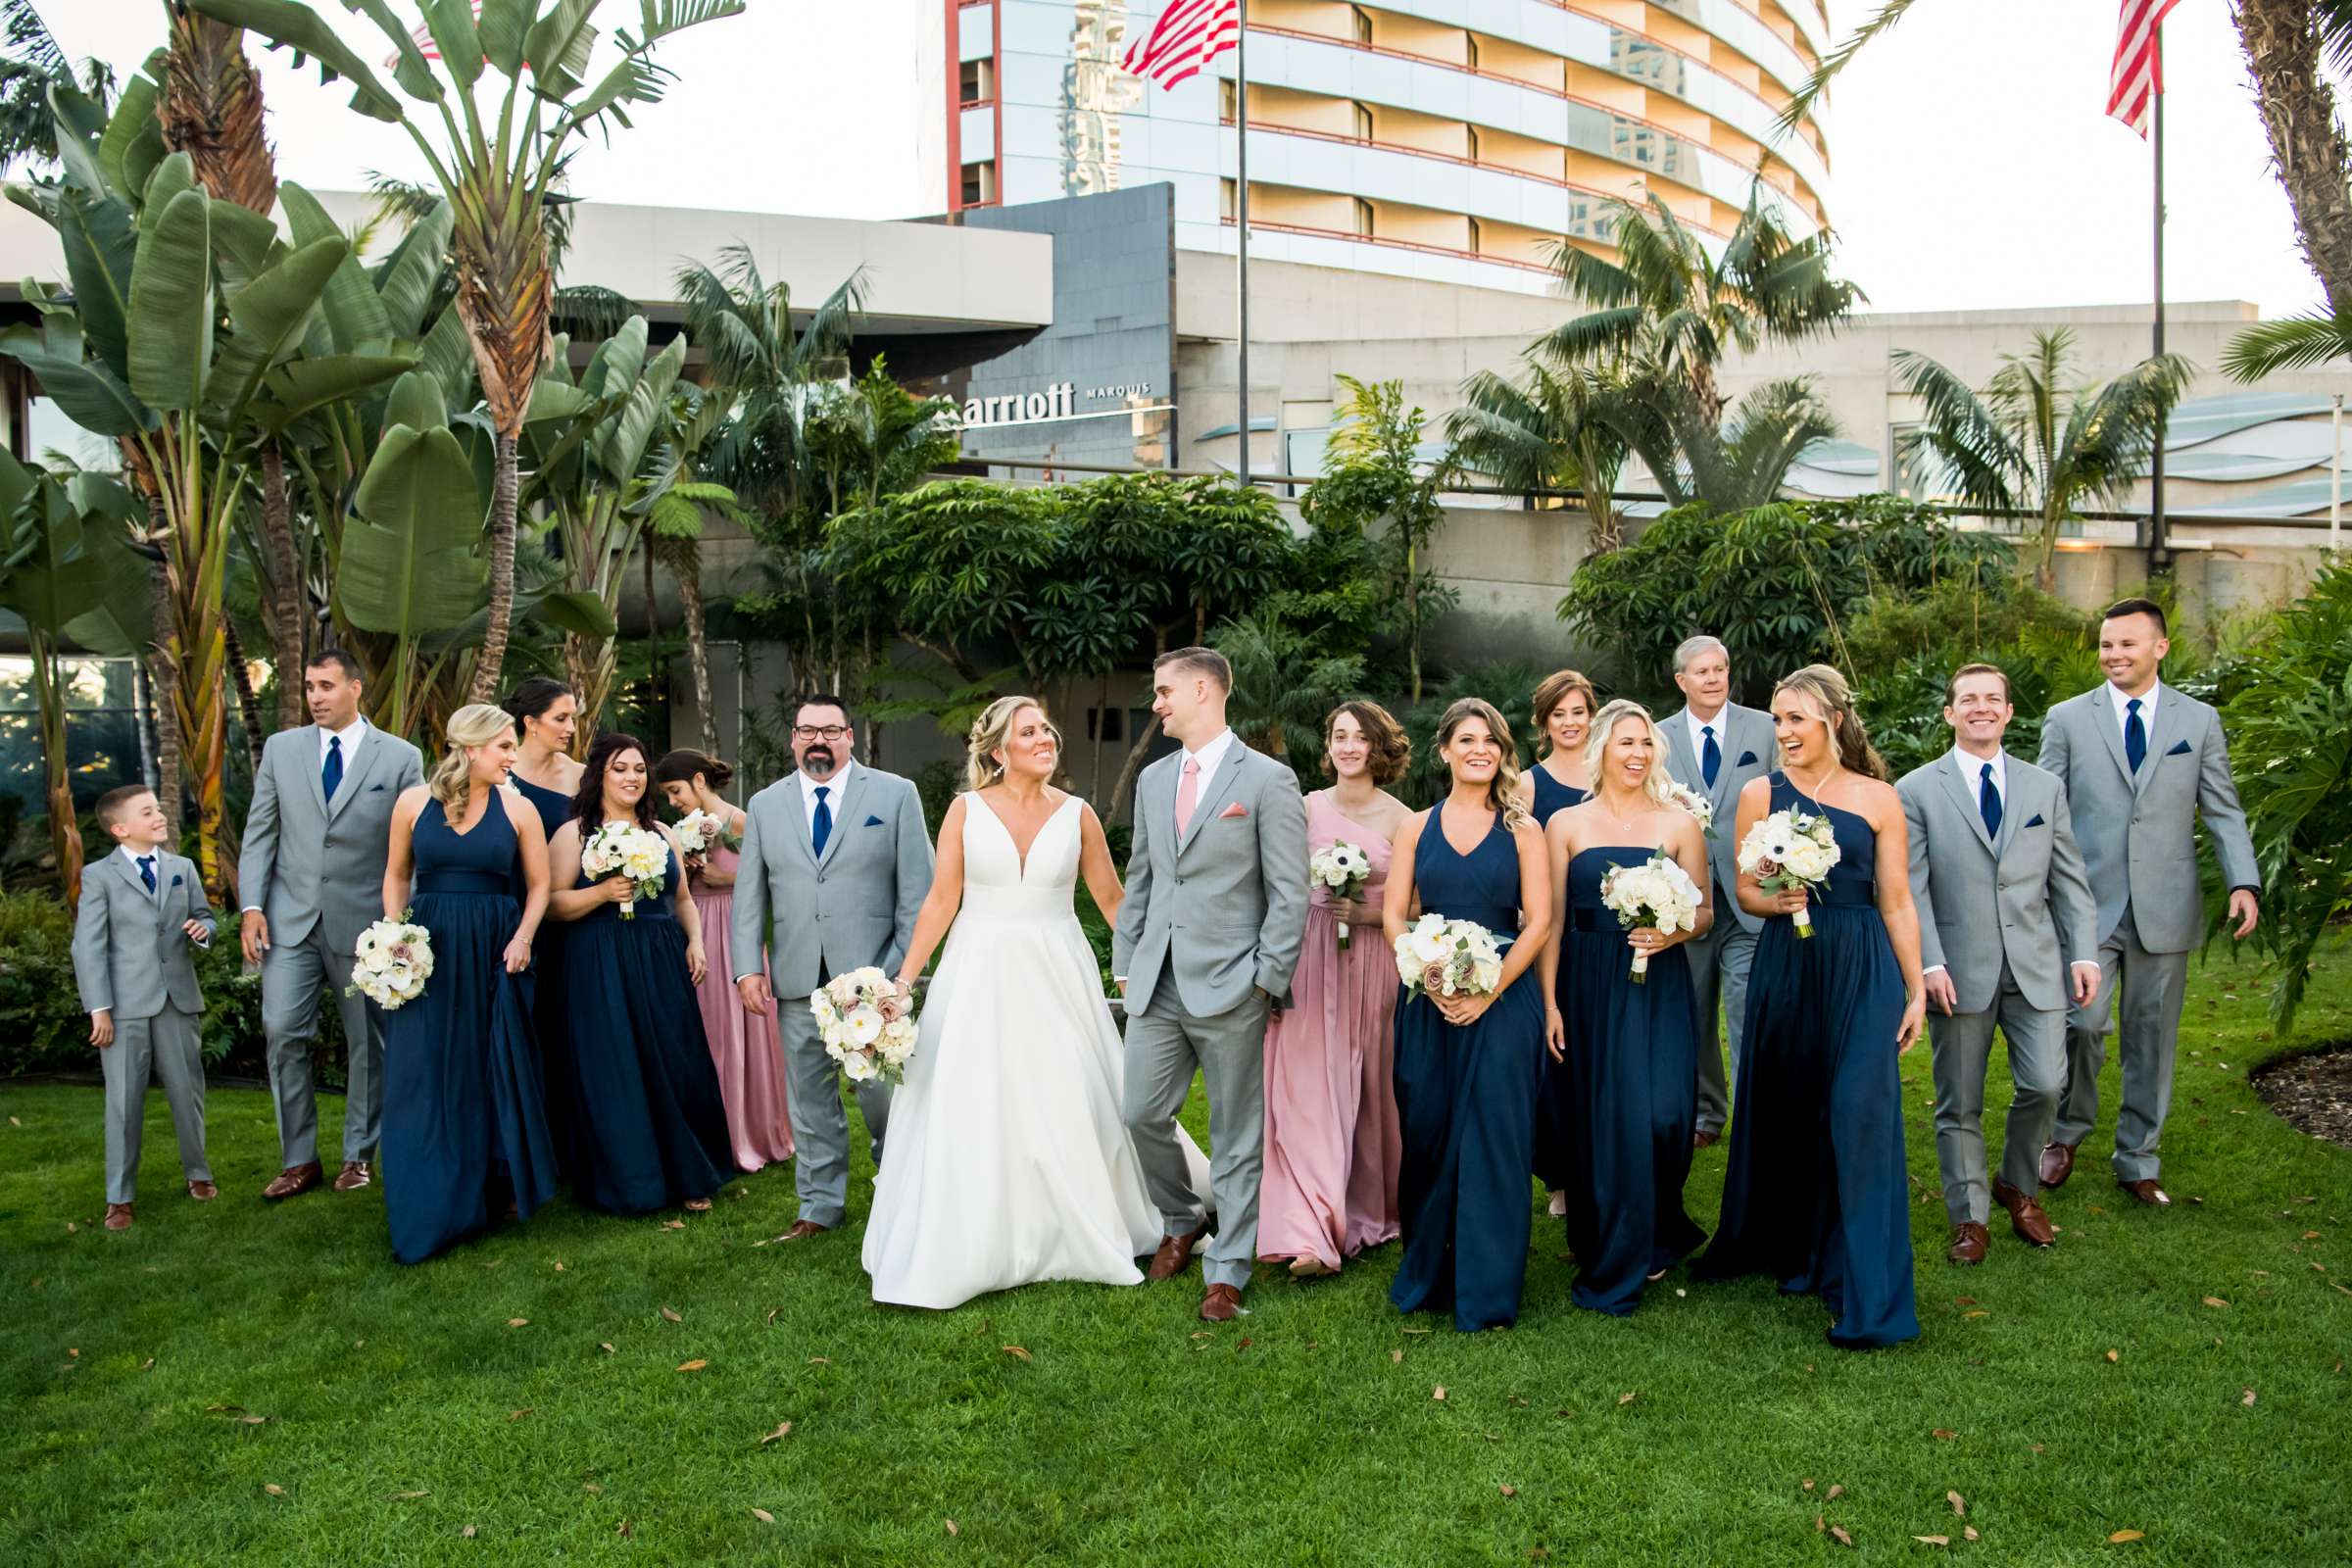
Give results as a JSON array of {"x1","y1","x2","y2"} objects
[
  {"x1": 2107, "y1": 681, "x2": 2158, "y2": 733},
  {"x1": 318, "y1": 714, "x2": 367, "y2": 759},
  {"x1": 1686, "y1": 707, "x2": 1728, "y2": 759},
  {"x1": 1183, "y1": 728, "x2": 1238, "y2": 781},
  {"x1": 117, "y1": 843, "x2": 164, "y2": 882},
  {"x1": 798, "y1": 758, "x2": 854, "y2": 812},
  {"x1": 1953, "y1": 746, "x2": 2007, "y2": 800}
]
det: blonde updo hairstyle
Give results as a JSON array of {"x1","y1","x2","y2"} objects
[
  {"x1": 1582, "y1": 698, "x2": 1677, "y2": 808},
  {"x1": 1433, "y1": 697, "x2": 1533, "y2": 834},
  {"x1": 1773, "y1": 663, "x2": 1888, "y2": 782},
  {"x1": 428, "y1": 704, "x2": 517, "y2": 816},
  {"x1": 965, "y1": 695, "x2": 1062, "y2": 792}
]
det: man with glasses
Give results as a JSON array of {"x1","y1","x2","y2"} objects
[{"x1": 734, "y1": 696, "x2": 934, "y2": 1240}]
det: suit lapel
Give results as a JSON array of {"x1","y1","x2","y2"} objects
[
  {"x1": 2086, "y1": 692, "x2": 2139, "y2": 795},
  {"x1": 2138, "y1": 685, "x2": 2188, "y2": 798},
  {"x1": 1937, "y1": 750, "x2": 1996, "y2": 857},
  {"x1": 325, "y1": 729, "x2": 372, "y2": 822},
  {"x1": 111, "y1": 854, "x2": 162, "y2": 926},
  {"x1": 301, "y1": 726, "x2": 329, "y2": 818},
  {"x1": 1659, "y1": 709, "x2": 1699, "y2": 794},
  {"x1": 813, "y1": 767, "x2": 864, "y2": 870},
  {"x1": 1704, "y1": 710, "x2": 1745, "y2": 817},
  {"x1": 1994, "y1": 767, "x2": 2028, "y2": 858},
  {"x1": 1179, "y1": 745, "x2": 1247, "y2": 857}
]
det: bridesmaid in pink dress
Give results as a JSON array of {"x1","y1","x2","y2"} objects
[
  {"x1": 655, "y1": 750, "x2": 795, "y2": 1172},
  {"x1": 1259, "y1": 701, "x2": 1415, "y2": 1278}
]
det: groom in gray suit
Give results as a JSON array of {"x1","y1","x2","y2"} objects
[
  {"x1": 734, "y1": 695, "x2": 934, "y2": 1241},
  {"x1": 2036, "y1": 599, "x2": 2259, "y2": 1206},
  {"x1": 1898, "y1": 663, "x2": 2100, "y2": 1263},
  {"x1": 238, "y1": 651, "x2": 423, "y2": 1200},
  {"x1": 1113, "y1": 648, "x2": 1308, "y2": 1323},
  {"x1": 1657, "y1": 634, "x2": 1776, "y2": 1145}
]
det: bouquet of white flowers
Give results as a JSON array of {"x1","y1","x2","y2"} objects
[
  {"x1": 809, "y1": 965, "x2": 918, "y2": 1084},
  {"x1": 581, "y1": 821, "x2": 670, "y2": 919},
  {"x1": 349, "y1": 914, "x2": 433, "y2": 1009},
  {"x1": 1308, "y1": 839, "x2": 1374, "y2": 951},
  {"x1": 1393, "y1": 912, "x2": 1505, "y2": 1001},
  {"x1": 1598, "y1": 854, "x2": 1704, "y2": 983},
  {"x1": 1664, "y1": 780, "x2": 1715, "y2": 835},
  {"x1": 670, "y1": 808, "x2": 726, "y2": 857},
  {"x1": 1737, "y1": 807, "x2": 1841, "y2": 937}
]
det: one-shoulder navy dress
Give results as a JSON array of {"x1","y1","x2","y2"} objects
[
  {"x1": 1557, "y1": 845, "x2": 1704, "y2": 1314},
  {"x1": 1390, "y1": 812, "x2": 1545, "y2": 1332},
  {"x1": 379, "y1": 793, "x2": 558, "y2": 1263},
  {"x1": 1529, "y1": 765, "x2": 1589, "y2": 828},
  {"x1": 512, "y1": 773, "x2": 578, "y2": 1180},
  {"x1": 1696, "y1": 774, "x2": 1919, "y2": 1348},
  {"x1": 561, "y1": 840, "x2": 734, "y2": 1214}
]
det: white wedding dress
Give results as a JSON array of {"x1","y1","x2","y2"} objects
[{"x1": 863, "y1": 793, "x2": 1210, "y2": 1309}]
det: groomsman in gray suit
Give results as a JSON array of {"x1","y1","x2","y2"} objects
[
  {"x1": 1657, "y1": 634, "x2": 1776, "y2": 1145},
  {"x1": 2036, "y1": 599, "x2": 2260, "y2": 1206},
  {"x1": 73, "y1": 786, "x2": 217, "y2": 1230},
  {"x1": 734, "y1": 695, "x2": 934, "y2": 1241},
  {"x1": 1898, "y1": 664, "x2": 2101, "y2": 1263},
  {"x1": 238, "y1": 651, "x2": 423, "y2": 1200},
  {"x1": 1113, "y1": 647, "x2": 1308, "y2": 1323}
]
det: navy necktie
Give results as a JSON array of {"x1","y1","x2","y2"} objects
[
  {"x1": 322, "y1": 733, "x2": 344, "y2": 800},
  {"x1": 1979, "y1": 761, "x2": 2002, "y2": 840},
  {"x1": 1701, "y1": 723, "x2": 1721, "y2": 789},
  {"x1": 811, "y1": 785, "x2": 833, "y2": 857},
  {"x1": 2124, "y1": 698, "x2": 2146, "y2": 773},
  {"x1": 138, "y1": 854, "x2": 157, "y2": 895}
]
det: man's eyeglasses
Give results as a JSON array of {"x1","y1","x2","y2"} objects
[{"x1": 793, "y1": 724, "x2": 851, "y2": 741}]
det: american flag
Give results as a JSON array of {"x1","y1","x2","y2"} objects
[
  {"x1": 2105, "y1": 0, "x2": 2181, "y2": 137},
  {"x1": 1122, "y1": 0, "x2": 1240, "y2": 90}
]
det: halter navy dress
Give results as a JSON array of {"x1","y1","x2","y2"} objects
[
  {"x1": 1556, "y1": 846, "x2": 1704, "y2": 1314},
  {"x1": 512, "y1": 774, "x2": 579, "y2": 1179},
  {"x1": 561, "y1": 839, "x2": 734, "y2": 1214},
  {"x1": 1696, "y1": 774, "x2": 1920, "y2": 1348},
  {"x1": 379, "y1": 793, "x2": 558, "y2": 1263},
  {"x1": 1390, "y1": 811, "x2": 1545, "y2": 1332},
  {"x1": 1529, "y1": 766, "x2": 1591, "y2": 1195}
]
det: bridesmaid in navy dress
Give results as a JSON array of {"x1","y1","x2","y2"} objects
[
  {"x1": 377, "y1": 705, "x2": 559, "y2": 1263},
  {"x1": 503, "y1": 679, "x2": 585, "y2": 1177},
  {"x1": 1538, "y1": 700, "x2": 1711, "y2": 1315},
  {"x1": 1697, "y1": 665, "x2": 1929, "y2": 1348},
  {"x1": 1516, "y1": 669, "x2": 1596, "y2": 1219},
  {"x1": 547, "y1": 732, "x2": 733, "y2": 1216},
  {"x1": 1385, "y1": 698, "x2": 1553, "y2": 1332}
]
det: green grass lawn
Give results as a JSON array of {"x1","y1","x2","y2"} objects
[{"x1": 5, "y1": 947, "x2": 2349, "y2": 1567}]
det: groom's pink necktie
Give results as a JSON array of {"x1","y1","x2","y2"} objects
[{"x1": 1173, "y1": 755, "x2": 1201, "y2": 837}]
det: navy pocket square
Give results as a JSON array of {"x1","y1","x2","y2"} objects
[
  {"x1": 864, "y1": 814, "x2": 885, "y2": 827},
  {"x1": 172, "y1": 873, "x2": 183, "y2": 886},
  {"x1": 2167, "y1": 739, "x2": 2191, "y2": 757},
  {"x1": 1737, "y1": 751, "x2": 1758, "y2": 767},
  {"x1": 371, "y1": 782, "x2": 387, "y2": 791},
  {"x1": 2025, "y1": 813, "x2": 2045, "y2": 829}
]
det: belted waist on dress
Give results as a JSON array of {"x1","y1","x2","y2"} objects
[
  {"x1": 1814, "y1": 881, "x2": 1878, "y2": 908},
  {"x1": 1567, "y1": 906, "x2": 1620, "y2": 934},
  {"x1": 416, "y1": 871, "x2": 511, "y2": 897}
]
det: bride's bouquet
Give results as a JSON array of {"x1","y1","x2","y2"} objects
[
  {"x1": 349, "y1": 914, "x2": 433, "y2": 1009},
  {"x1": 670, "y1": 808, "x2": 727, "y2": 857},
  {"x1": 1308, "y1": 840, "x2": 1374, "y2": 951},
  {"x1": 1664, "y1": 780, "x2": 1715, "y2": 835},
  {"x1": 810, "y1": 965, "x2": 919, "y2": 1085},
  {"x1": 1598, "y1": 854, "x2": 1704, "y2": 983},
  {"x1": 581, "y1": 821, "x2": 670, "y2": 919},
  {"x1": 1737, "y1": 807, "x2": 1841, "y2": 938},
  {"x1": 1393, "y1": 912, "x2": 1505, "y2": 1001}
]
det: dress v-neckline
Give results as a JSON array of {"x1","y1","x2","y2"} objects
[
  {"x1": 1436, "y1": 803, "x2": 1497, "y2": 860},
  {"x1": 438, "y1": 795, "x2": 497, "y2": 839},
  {"x1": 974, "y1": 792, "x2": 1075, "y2": 881}
]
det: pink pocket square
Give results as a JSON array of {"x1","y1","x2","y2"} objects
[{"x1": 1219, "y1": 802, "x2": 1250, "y2": 819}]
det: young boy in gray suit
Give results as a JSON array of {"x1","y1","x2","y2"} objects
[{"x1": 72, "y1": 785, "x2": 218, "y2": 1231}]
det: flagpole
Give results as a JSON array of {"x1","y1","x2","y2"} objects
[
  {"x1": 1235, "y1": 0, "x2": 1251, "y2": 490},
  {"x1": 2148, "y1": 23, "x2": 2169, "y2": 573}
]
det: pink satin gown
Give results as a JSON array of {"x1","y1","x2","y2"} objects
[
  {"x1": 1257, "y1": 789, "x2": 1402, "y2": 1270},
  {"x1": 691, "y1": 839, "x2": 795, "y2": 1171}
]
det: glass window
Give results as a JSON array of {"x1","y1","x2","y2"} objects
[
  {"x1": 1350, "y1": 4, "x2": 1372, "y2": 45},
  {"x1": 1353, "y1": 101, "x2": 1373, "y2": 141},
  {"x1": 25, "y1": 396, "x2": 121, "y2": 472},
  {"x1": 0, "y1": 656, "x2": 145, "y2": 820},
  {"x1": 1352, "y1": 197, "x2": 1375, "y2": 237}
]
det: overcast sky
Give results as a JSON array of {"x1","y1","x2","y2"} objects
[{"x1": 47, "y1": 0, "x2": 2332, "y2": 319}]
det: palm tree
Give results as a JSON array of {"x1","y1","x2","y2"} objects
[
  {"x1": 1891, "y1": 328, "x2": 2191, "y2": 590},
  {"x1": 1446, "y1": 362, "x2": 1631, "y2": 550},
  {"x1": 0, "y1": 0, "x2": 111, "y2": 176},
  {"x1": 190, "y1": 0, "x2": 748, "y2": 705}
]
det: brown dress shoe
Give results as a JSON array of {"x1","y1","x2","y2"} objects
[
  {"x1": 263, "y1": 1163, "x2": 322, "y2": 1200},
  {"x1": 187, "y1": 1180, "x2": 218, "y2": 1201},
  {"x1": 2036, "y1": 1141, "x2": 2078, "y2": 1191},
  {"x1": 1148, "y1": 1222, "x2": 1210, "y2": 1282},
  {"x1": 780, "y1": 1219, "x2": 832, "y2": 1242},
  {"x1": 2118, "y1": 1177, "x2": 2172, "y2": 1207},
  {"x1": 1692, "y1": 1129, "x2": 1721, "y2": 1150},
  {"x1": 104, "y1": 1202, "x2": 134, "y2": 1231},
  {"x1": 1200, "y1": 1283, "x2": 1244, "y2": 1322},
  {"x1": 333, "y1": 1160, "x2": 373, "y2": 1193},
  {"x1": 1992, "y1": 1180, "x2": 2056, "y2": 1247},
  {"x1": 1946, "y1": 1222, "x2": 1988, "y2": 1263}
]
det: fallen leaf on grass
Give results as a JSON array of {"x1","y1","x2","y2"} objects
[
  {"x1": 583, "y1": 1484, "x2": 604, "y2": 1494},
  {"x1": 1802, "y1": 1479, "x2": 1816, "y2": 1492},
  {"x1": 67, "y1": 1348, "x2": 77, "y2": 1357},
  {"x1": 599, "y1": 1343, "x2": 615, "y2": 1354},
  {"x1": 751, "y1": 1507, "x2": 775, "y2": 1524},
  {"x1": 2031, "y1": 1444, "x2": 2046, "y2": 1453},
  {"x1": 1961, "y1": 1309, "x2": 1988, "y2": 1319},
  {"x1": 507, "y1": 1318, "x2": 529, "y2": 1328},
  {"x1": 759, "y1": 1422, "x2": 793, "y2": 1445},
  {"x1": 616, "y1": 1520, "x2": 632, "y2": 1539},
  {"x1": 1830, "y1": 1525, "x2": 1853, "y2": 1546},
  {"x1": 140, "y1": 1358, "x2": 154, "y2": 1371},
  {"x1": 1952, "y1": 1297, "x2": 1977, "y2": 1306},
  {"x1": 2105, "y1": 1349, "x2": 2120, "y2": 1363},
  {"x1": 945, "y1": 1519, "x2": 959, "y2": 1537},
  {"x1": 1932, "y1": 1429, "x2": 1958, "y2": 1441},
  {"x1": 461, "y1": 1525, "x2": 476, "y2": 1539},
  {"x1": 2202, "y1": 1297, "x2": 2230, "y2": 1308},
  {"x1": 264, "y1": 1484, "x2": 286, "y2": 1497},
  {"x1": 240, "y1": 1415, "x2": 268, "y2": 1425},
  {"x1": 808, "y1": 1356, "x2": 832, "y2": 1365},
  {"x1": 1617, "y1": 1392, "x2": 1638, "y2": 1407},
  {"x1": 662, "y1": 1220, "x2": 685, "y2": 1231},
  {"x1": 1915, "y1": 1537, "x2": 1949, "y2": 1547},
  {"x1": 1964, "y1": 1527, "x2": 1980, "y2": 1542},
  {"x1": 1815, "y1": 1514, "x2": 1826, "y2": 1533},
  {"x1": 1432, "y1": 1386, "x2": 1446, "y2": 1400},
  {"x1": 661, "y1": 1306, "x2": 683, "y2": 1323},
  {"x1": 764, "y1": 1308, "x2": 782, "y2": 1326},
  {"x1": 390, "y1": 1490, "x2": 430, "y2": 1501},
  {"x1": 1948, "y1": 1491, "x2": 1966, "y2": 1516},
  {"x1": 2242, "y1": 1388, "x2": 2258, "y2": 1406},
  {"x1": 65, "y1": 1222, "x2": 76, "y2": 1234},
  {"x1": 1827, "y1": 1484, "x2": 1843, "y2": 1500},
  {"x1": 8, "y1": 1115, "x2": 19, "y2": 1126},
  {"x1": 1391, "y1": 1349, "x2": 1404, "y2": 1363},
  {"x1": 1001, "y1": 1347, "x2": 1031, "y2": 1362},
  {"x1": 509, "y1": 1408, "x2": 533, "y2": 1421},
  {"x1": 2109, "y1": 1529, "x2": 2144, "y2": 1543},
  {"x1": 1499, "y1": 1484, "x2": 1517, "y2": 1497},
  {"x1": 677, "y1": 1359, "x2": 708, "y2": 1372}
]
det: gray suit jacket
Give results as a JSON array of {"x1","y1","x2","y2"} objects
[
  {"x1": 237, "y1": 722, "x2": 424, "y2": 953},
  {"x1": 73, "y1": 851, "x2": 214, "y2": 1018},
  {"x1": 2035, "y1": 683, "x2": 2259, "y2": 956},
  {"x1": 731, "y1": 764, "x2": 934, "y2": 997},
  {"x1": 1659, "y1": 701, "x2": 1777, "y2": 933},
  {"x1": 1898, "y1": 751, "x2": 2096, "y2": 1013},
  {"x1": 1112, "y1": 740, "x2": 1309, "y2": 1016}
]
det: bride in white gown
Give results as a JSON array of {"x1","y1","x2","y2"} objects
[{"x1": 864, "y1": 696, "x2": 1209, "y2": 1309}]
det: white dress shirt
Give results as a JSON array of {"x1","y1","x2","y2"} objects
[
  {"x1": 117, "y1": 843, "x2": 164, "y2": 900},
  {"x1": 318, "y1": 714, "x2": 367, "y2": 781},
  {"x1": 2106, "y1": 681, "x2": 2159, "y2": 753},
  {"x1": 1685, "y1": 709, "x2": 1729, "y2": 777},
  {"x1": 1953, "y1": 746, "x2": 2007, "y2": 814},
  {"x1": 1180, "y1": 728, "x2": 1239, "y2": 802},
  {"x1": 798, "y1": 758, "x2": 856, "y2": 834}
]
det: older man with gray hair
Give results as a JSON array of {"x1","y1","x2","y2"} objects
[{"x1": 1656, "y1": 634, "x2": 1776, "y2": 1145}]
